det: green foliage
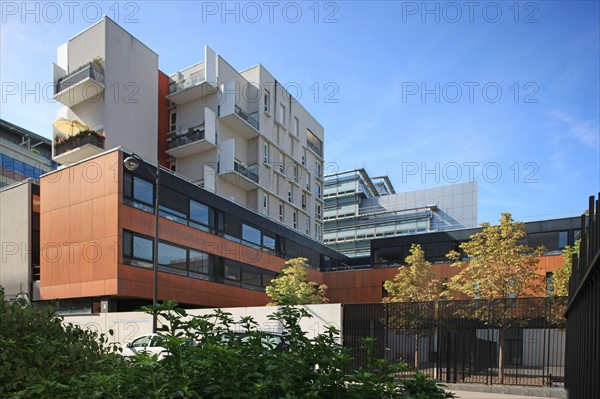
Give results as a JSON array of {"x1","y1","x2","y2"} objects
[
  {"x1": 0, "y1": 288, "x2": 453, "y2": 398},
  {"x1": 266, "y1": 257, "x2": 329, "y2": 305},
  {"x1": 401, "y1": 373, "x2": 455, "y2": 399},
  {"x1": 553, "y1": 240, "x2": 580, "y2": 297},
  {"x1": 384, "y1": 244, "x2": 447, "y2": 303}
]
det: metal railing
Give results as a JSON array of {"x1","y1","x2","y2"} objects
[
  {"x1": 55, "y1": 62, "x2": 104, "y2": 94},
  {"x1": 167, "y1": 125, "x2": 206, "y2": 150},
  {"x1": 169, "y1": 69, "x2": 205, "y2": 94},
  {"x1": 307, "y1": 139, "x2": 322, "y2": 156},
  {"x1": 234, "y1": 105, "x2": 259, "y2": 131},
  {"x1": 565, "y1": 194, "x2": 599, "y2": 399},
  {"x1": 54, "y1": 131, "x2": 104, "y2": 156},
  {"x1": 344, "y1": 297, "x2": 567, "y2": 387},
  {"x1": 234, "y1": 161, "x2": 259, "y2": 183}
]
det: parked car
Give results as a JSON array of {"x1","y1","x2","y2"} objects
[{"x1": 121, "y1": 333, "x2": 168, "y2": 358}]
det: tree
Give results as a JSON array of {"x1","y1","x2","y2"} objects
[
  {"x1": 552, "y1": 240, "x2": 580, "y2": 297},
  {"x1": 383, "y1": 244, "x2": 447, "y2": 369},
  {"x1": 266, "y1": 257, "x2": 329, "y2": 305},
  {"x1": 446, "y1": 212, "x2": 545, "y2": 384}
]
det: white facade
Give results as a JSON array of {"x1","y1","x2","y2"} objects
[
  {"x1": 167, "y1": 51, "x2": 325, "y2": 240},
  {"x1": 52, "y1": 17, "x2": 158, "y2": 165}
]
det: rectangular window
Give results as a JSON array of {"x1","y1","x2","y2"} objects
[
  {"x1": 124, "y1": 174, "x2": 154, "y2": 208},
  {"x1": 279, "y1": 103, "x2": 286, "y2": 126},
  {"x1": 242, "y1": 223, "x2": 262, "y2": 247},
  {"x1": 301, "y1": 151, "x2": 306, "y2": 166},
  {"x1": 559, "y1": 231, "x2": 568, "y2": 249},
  {"x1": 316, "y1": 204, "x2": 322, "y2": 220},
  {"x1": 241, "y1": 265, "x2": 263, "y2": 291},
  {"x1": 293, "y1": 211, "x2": 297, "y2": 229},
  {"x1": 306, "y1": 129, "x2": 322, "y2": 156},
  {"x1": 301, "y1": 193, "x2": 306, "y2": 210},
  {"x1": 294, "y1": 117, "x2": 299, "y2": 137},
  {"x1": 293, "y1": 165, "x2": 299, "y2": 182},
  {"x1": 189, "y1": 249, "x2": 211, "y2": 280},
  {"x1": 306, "y1": 172, "x2": 311, "y2": 191},
  {"x1": 288, "y1": 184, "x2": 293, "y2": 203},
  {"x1": 169, "y1": 112, "x2": 177, "y2": 131},
  {"x1": 262, "y1": 194, "x2": 268, "y2": 216},
  {"x1": 305, "y1": 217, "x2": 310, "y2": 235},
  {"x1": 158, "y1": 242, "x2": 187, "y2": 275},
  {"x1": 315, "y1": 224, "x2": 321, "y2": 240},
  {"x1": 264, "y1": 89, "x2": 270, "y2": 113},
  {"x1": 263, "y1": 231, "x2": 276, "y2": 252},
  {"x1": 190, "y1": 200, "x2": 213, "y2": 231},
  {"x1": 263, "y1": 143, "x2": 269, "y2": 164},
  {"x1": 315, "y1": 162, "x2": 322, "y2": 178},
  {"x1": 123, "y1": 230, "x2": 154, "y2": 267},
  {"x1": 224, "y1": 260, "x2": 241, "y2": 282},
  {"x1": 279, "y1": 202, "x2": 284, "y2": 222},
  {"x1": 315, "y1": 184, "x2": 322, "y2": 199}
]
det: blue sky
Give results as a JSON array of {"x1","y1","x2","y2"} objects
[{"x1": 1, "y1": 1, "x2": 598, "y2": 224}]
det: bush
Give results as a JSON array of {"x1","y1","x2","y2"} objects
[{"x1": 0, "y1": 290, "x2": 454, "y2": 398}]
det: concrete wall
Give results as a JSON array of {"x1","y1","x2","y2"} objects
[
  {"x1": 62, "y1": 303, "x2": 342, "y2": 347},
  {"x1": 0, "y1": 180, "x2": 31, "y2": 299}
]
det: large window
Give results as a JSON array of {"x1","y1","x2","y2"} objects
[
  {"x1": 124, "y1": 173, "x2": 154, "y2": 212},
  {"x1": 190, "y1": 199, "x2": 213, "y2": 231},
  {"x1": 242, "y1": 223, "x2": 262, "y2": 248},
  {"x1": 189, "y1": 250, "x2": 211, "y2": 280},
  {"x1": 158, "y1": 242, "x2": 187, "y2": 275},
  {"x1": 123, "y1": 231, "x2": 154, "y2": 267}
]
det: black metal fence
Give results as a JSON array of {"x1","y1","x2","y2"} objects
[
  {"x1": 343, "y1": 297, "x2": 567, "y2": 387},
  {"x1": 565, "y1": 194, "x2": 599, "y2": 399}
]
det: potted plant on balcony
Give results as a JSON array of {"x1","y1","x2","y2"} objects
[{"x1": 54, "y1": 130, "x2": 105, "y2": 154}]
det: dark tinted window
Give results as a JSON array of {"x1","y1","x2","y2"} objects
[{"x1": 158, "y1": 242, "x2": 187, "y2": 272}]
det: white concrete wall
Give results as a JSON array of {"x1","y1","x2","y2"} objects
[
  {"x1": 0, "y1": 181, "x2": 31, "y2": 299},
  {"x1": 62, "y1": 303, "x2": 342, "y2": 347}
]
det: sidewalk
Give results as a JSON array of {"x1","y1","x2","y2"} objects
[{"x1": 452, "y1": 391, "x2": 550, "y2": 399}]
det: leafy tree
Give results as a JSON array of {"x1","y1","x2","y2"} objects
[
  {"x1": 383, "y1": 244, "x2": 446, "y2": 369},
  {"x1": 266, "y1": 257, "x2": 329, "y2": 305},
  {"x1": 446, "y1": 212, "x2": 545, "y2": 384},
  {"x1": 552, "y1": 240, "x2": 580, "y2": 297}
]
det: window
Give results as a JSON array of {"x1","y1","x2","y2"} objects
[
  {"x1": 279, "y1": 202, "x2": 284, "y2": 222},
  {"x1": 315, "y1": 184, "x2": 322, "y2": 199},
  {"x1": 123, "y1": 231, "x2": 154, "y2": 266},
  {"x1": 263, "y1": 143, "x2": 269, "y2": 164},
  {"x1": 301, "y1": 150, "x2": 306, "y2": 166},
  {"x1": 279, "y1": 153, "x2": 284, "y2": 173},
  {"x1": 263, "y1": 232, "x2": 276, "y2": 253},
  {"x1": 158, "y1": 242, "x2": 187, "y2": 275},
  {"x1": 264, "y1": 89, "x2": 270, "y2": 113},
  {"x1": 306, "y1": 172, "x2": 311, "y2": 191},
  {"x1": 293, "y1": 211, "x2": 297, "y2": 229},
  {"x1": 301, "y1": 193, "x2": 306, "y2": 210},
  {"x1": 315, "y1": 162, "x2": 322, "y2": 178},
  {"x1": 124, "y1": 173, "x2": 154, "y2": 208},
  {"x1": 262, "y1": 194, "x2": 268, "y2": 215},
  {"x1": 189, "y1": 249, "x2": 211, "y2": 280},
  {"x1": 305, "y1": 217, "x2": 310, "y2": 235},
  {"x1": 190, "y1": 200, "x2": 213, "y2": 231},
  {"x1": 279, "y1": 103, "x2": 286, "y2": 126},
  {"x1": 288, "y1": 184, "x2": 293, "y2": 203},
  {"x1": 293, "y1": 165, "x2": 299, "y2": 182},
  {"x1": 241, "y1": 265, "x2": 262, "y2": 291},
  {"x1": 169, "y1": 112, "x2": 177, "y2": 132},
  {"x1": 294, "y1": 117, "x2": 299, "y2": 137},
  {"x1": 559, "y1": 231, "x2": 568, "y2": 249},
  {"x1": 224, "y1": 260, "x2": 241, "y2": 283},
  {"x1": 315, "y1": 204, "x2": 322, "y2": 220},
  {"x1": 315, "y1": 224, "x2": 322, "y2": 241},
  {"x1": 242, "y1": 223, "x2": 262, "y2": 247}
]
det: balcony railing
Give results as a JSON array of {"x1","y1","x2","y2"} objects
[
  {"x1": 234, "y1": 161, "x2": 259, "y2": 183},
  {"x1": 167, "y1": 125, "x2": 205, "y2": 150},
  {"x1": 169, "y1": 69, "x2": 205, "y2": 94},
  {"x1": 307, "y1": 139, "x2": 322, "y2": 157},
  {"x1": 54, "y1": 131, "x2": 105, "y2": 156},
  {"x1": 234, "y1": 105, "x2": 259, "y2": 131},
  {"x1": 55, "y1": 62, "x2": 104, "y2": 94}
]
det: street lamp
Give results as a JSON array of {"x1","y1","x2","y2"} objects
[{"x1": 123, "y1": 153, "x2": 160, "y2": 333}]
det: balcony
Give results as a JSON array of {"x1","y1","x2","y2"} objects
[
  {"x1": 220, "y1": 104, "x2": 260, "y2": 139},
  {"x1": 219, "y1": 160, "x2": 260, "y2": 190},
  {"x1": 54, "y1": 62, "x2": 105, "y2": 107},
  {"x1": 307, "y1": 140, "x2": 322, "y2": 157},
  {"x1": 167, "y1": 68, "x2": 218, "y2": 105},
  {"x1": 53, "y1": 130, "x2": 105, "y2": 164},
  {"x1": 166, "y1": 125, "x2": 216, "y2": 158}
]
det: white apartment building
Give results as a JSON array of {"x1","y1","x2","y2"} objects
[{"x1": 51, "y1": 17, "x2": 324, "y2": 239}]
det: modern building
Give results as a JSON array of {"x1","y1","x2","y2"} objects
[
  {"x1": 39, "y1": 149, "x2": 340, "y2": 313},
  {"x1": 1, "y1": 119, "x2": 55, "y2": 188},
  {"x1": 50, "y1": 17, "x2": 324, "y2": 239},
  {"x1": 0, "y1": 179, "x2": 41, "y2": 300},
  {"x1": 324, "y1": 169, "x2": 477, "y2": 257}
]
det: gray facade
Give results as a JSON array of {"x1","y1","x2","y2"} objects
[{"x1": 324, "y1": 169, "x2": 477, "y2": 257}]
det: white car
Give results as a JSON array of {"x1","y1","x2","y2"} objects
[{"x1": 121, "y1": 333, "x2": 167, "y2": 358}]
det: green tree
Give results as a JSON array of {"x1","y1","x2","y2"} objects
[
  {"x1": 266, "y1": 257, "x2": 329, "y2": 305},
  {"x1": 383, "y1": 244, "x2": 447, "y2": 369},
  {"x1": 552, "y1": 240, "x2": 580, "y2": 297},
  {"x1": 446, "y1": 212, "x2": 545, "y2": 384}
]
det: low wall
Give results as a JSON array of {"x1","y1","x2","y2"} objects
[{"x1": 62, "y1": 303, "x2": 342, "y2": 346}]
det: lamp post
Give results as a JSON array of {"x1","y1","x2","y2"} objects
[{"x1": 123, "y1": 153, "x2": 160, "y2": 333}]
